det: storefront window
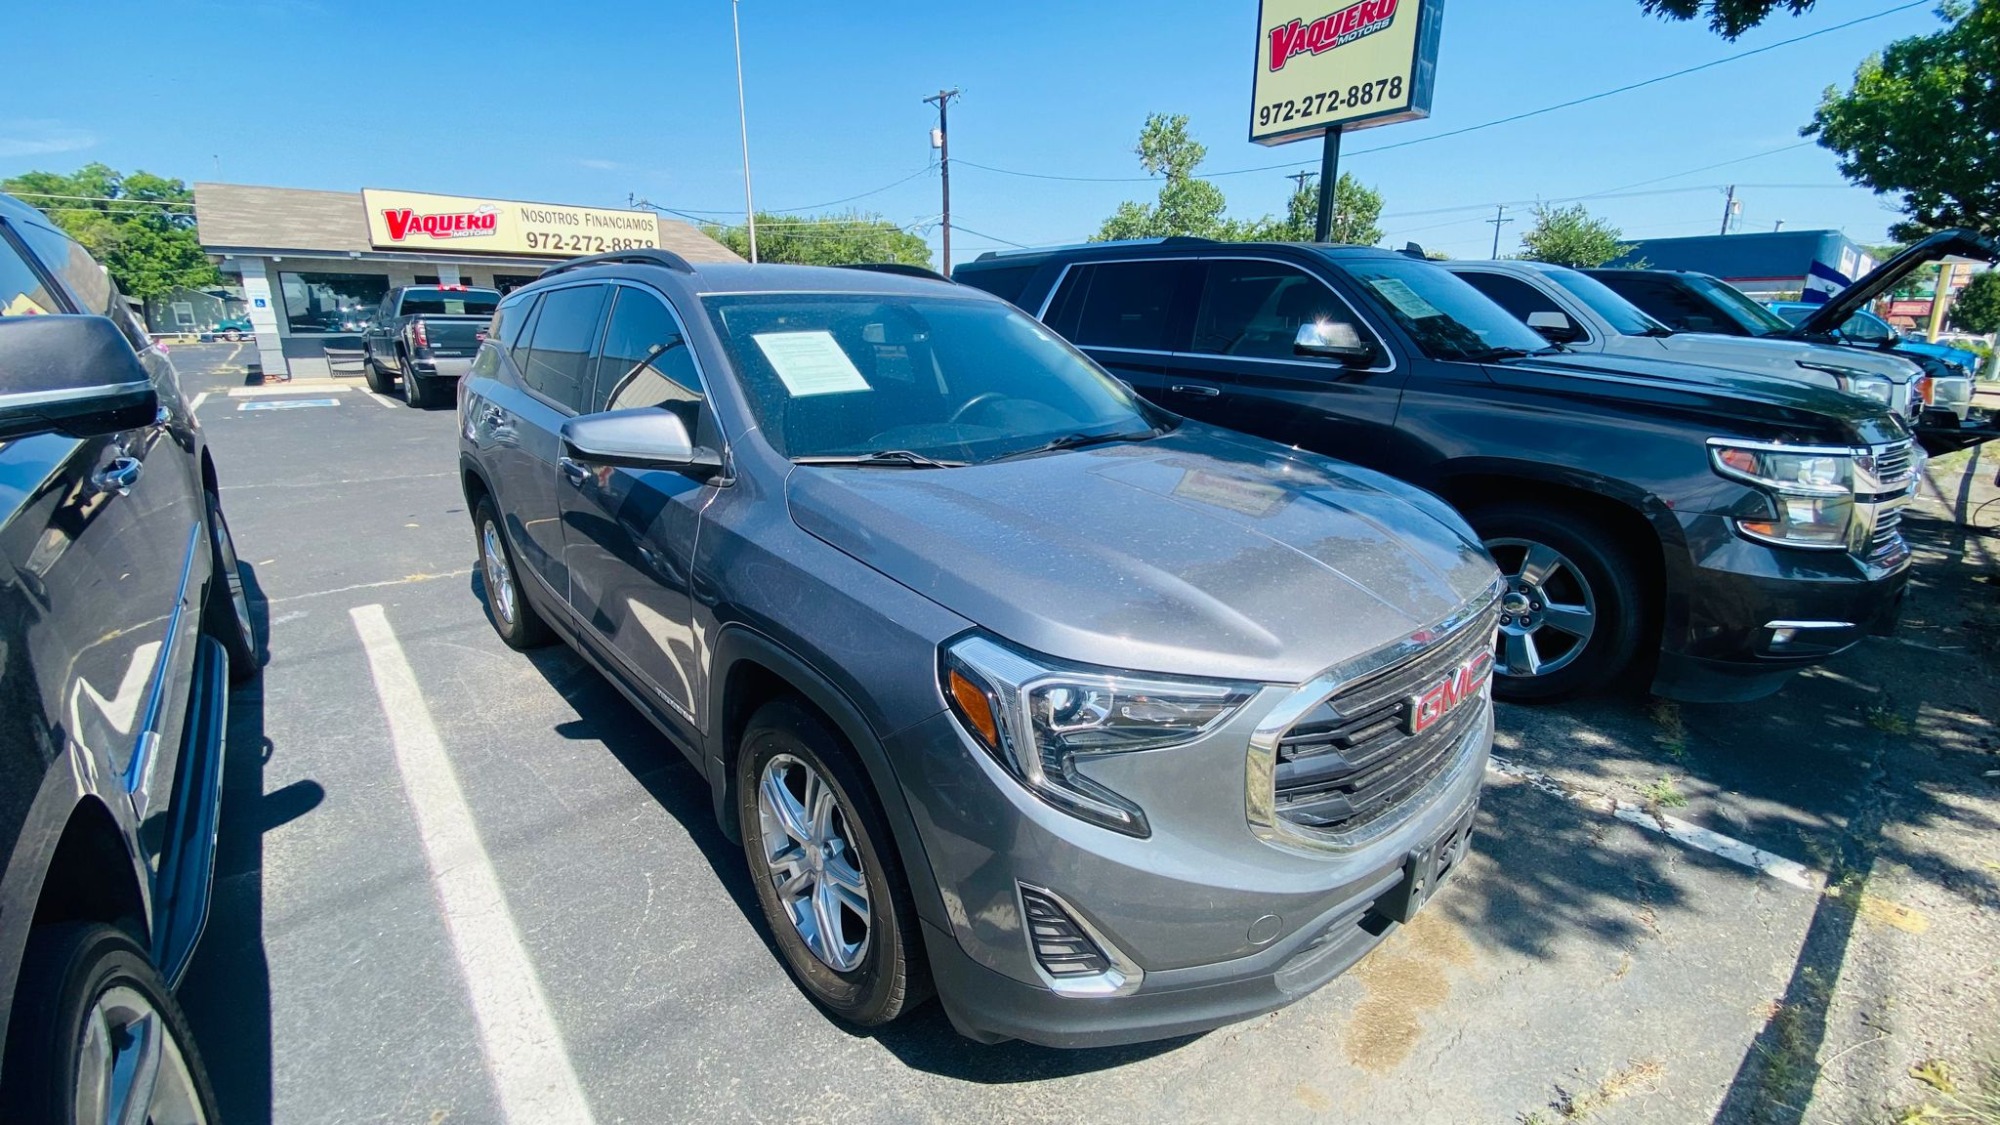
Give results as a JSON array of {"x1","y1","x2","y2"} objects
[
  {"x1": 279, "y1": 272, "x2": 389, "y2": 334},
  {"x1": 494, "y1": 274, "x2": 539, "y2": 294}
]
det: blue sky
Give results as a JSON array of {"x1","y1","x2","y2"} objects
[{"x1": 3, "y1": 0, "x2": 1947, "y2": 263}]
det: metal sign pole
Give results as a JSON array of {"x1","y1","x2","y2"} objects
[{"x1": 1313, "y1": 128, "x2": 1342, "y2": 243}]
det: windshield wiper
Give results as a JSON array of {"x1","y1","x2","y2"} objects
[
  {"x1": 793, "y1": 450, "x2": 966, "y2": 469},
  {"x1": 1638, "y1": 325, "x2": 1675, "y2": 338},
  {"x1": 996, "y1": 428, "x2": 1160, "y2": 461},
  {"x1": 1462, "y1": 346, "x2": 1534, "y2": 362}
]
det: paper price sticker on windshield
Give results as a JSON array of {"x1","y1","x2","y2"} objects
[
  {"x1": 754, "y1": 332, "x2": 872, "y2": 398},
  {"x1": 1368, "y1": 277, "x2": 1442, "y2": 321}
]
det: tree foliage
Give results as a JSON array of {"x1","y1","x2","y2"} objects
[
  {"x1": 1640, "y1": 0, "x2": 1815, "y2": 38},
  {"x1": 702, "y1": 211, "x2": 932, "y2": 268},
  {"x1": 1, "y1": 163, "x2": 218, "y2": 300},
  {"x1": 1518, "y1": 203, "x2": 1632, "y2": 268},
  {"x1": 1094, "y1": 114, "x2": 1386, "y2": 246},
  {"x1": 1949, "y1": 269, "x2": 2000, "y2": 334},
  {"x1": 1806, "y1": 0, "x2": 2000, "y2": 240}
]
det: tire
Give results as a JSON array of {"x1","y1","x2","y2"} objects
[
  {"x1": 362, "y1": 352, "x2": 394, "y2": 395},
  {"x1": 0, "y1": 923, "x2": 220, "y2": 1125},
  {"x1": 202, "y1": 490, "x2": 263, "y2": 683},
  {"x1": 1465, "y1": 501, "x2": 1646, "y2": 703},
  {"x1": 474, "y1": 496, "x2": 553, "y2": 649},
  {"x1": 402, "y1": 358, "x2": 433, "y2": 409},
  {"x1": 737, "y1": 699, "x2": 927, "y2": 1027}
]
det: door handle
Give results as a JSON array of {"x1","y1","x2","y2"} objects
[
  {"x1": 559, "y1": 457, "x2": 589, "y2": 486},
  {"x1": 1171, "y1": 384, "x2": 1222, "y2": 398},
  {"x1": 92, "y1": 457, "x2": 143, "y2": 496}
]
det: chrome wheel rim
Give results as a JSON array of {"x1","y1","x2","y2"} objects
[
  {"x1": 481, "y1": 521, "x2": 516, "y2": 627},
  {"x1": 1487, "y1": 537, "x2": 1597, "y2": 678},
  {"x1": 757, "y1": 754, "x2": 871, "y2": 972},
  {"x1": 73, "y1": 985, "x2": 207, "y2": 1125},
  {"x1": 210, "y1": 500, "x2": 254, "y2": 644}
]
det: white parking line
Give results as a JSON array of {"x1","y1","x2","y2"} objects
[
  {"x1": 350, "y1": 605, "x2": 596, "y2": 1125},
  {"x1": 365, "y1": 390, "x2": 400, "y2": 408},
  {"x1": 1487, "y1": 756, "x2": 1820, "y2": 892},
  {"x1": 188, "y1": 392, "x2": 209, "y2": 414}
]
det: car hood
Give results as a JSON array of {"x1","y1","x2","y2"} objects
[
  {"x1": 784, "y1": 424, "x2": 1500, "y2": 684},
  {"x1": 1484, "y1": 352, "x2": 1910, "y2": 446},
  {"x1": 1653, "y1": 332, "x2": 1920, "y2": 383},
  {"x1": 1793, "y1": 229, "x2": 2000, "y2": 336}
]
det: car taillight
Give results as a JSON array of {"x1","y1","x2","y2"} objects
[{"x1": 412, "y1": 320, "x2": 428, "y2": 348}]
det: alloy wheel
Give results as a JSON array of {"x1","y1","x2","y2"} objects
[
  {"x1": 481, "y1": 520, "x2": 516, "y2": 627},
  {"x1": 1486, "y1": 537, "x2": 1597, "y2": 679},
  {"x1": 73, "y1": 985, "x2": 208, "y2": 1125},
  {"x1": 756, "y1": 754, "x2": 872, "y2": 972}
]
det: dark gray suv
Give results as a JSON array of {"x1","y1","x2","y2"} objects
[{"x1": 458, "y1": 250, "x2": 1502, "y2": 1047}]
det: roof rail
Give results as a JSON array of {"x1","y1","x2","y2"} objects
[
  {"x1": 539, "y1": 248, "x2": 696, "y2": 279},
  {"x1": 835, "y1": 262, "x2": 953, "y2": 283},
  {"x1": 974, "y1": 235, "x2": 1218, "y2": 262}
]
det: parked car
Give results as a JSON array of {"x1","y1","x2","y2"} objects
[
  {"x1": 460, "y1": 249, "x2": 1504, "y2": 1048},
  {"x1": 1444, "y1": 259, "x2": 1928, "y2": 425},
  {"x1": 1764, "y1": 302, "x2": 1980, "y2": 425},
  {"x1": 955, "y1": 238, "x2": 1918, "y2": 704},
  {"x1": 0, "y1": 191, "x2": 262, "y2": 1120},
  {"x1": 362, "y1": 283, "x2": 500, "y2": 408},
  {"x1": 204, "y1": 316, "x2": 252, "y2": 342}
]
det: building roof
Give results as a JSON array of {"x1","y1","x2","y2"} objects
[{"x1": 192, "y1": 182, "x2": 741, "y2": 264}]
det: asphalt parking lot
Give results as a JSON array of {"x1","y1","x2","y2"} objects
[{"x1": 165, "y1": 342, "x2": 2000, "y2": 1124}]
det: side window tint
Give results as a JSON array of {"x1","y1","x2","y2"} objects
[
  {"x1": 591, "y1": 290, "x2": 703, "y2": 427},
  {"x1": 1190, "y1": 260, "x2": 1370, "y2": 361},
  {"x1": 957, "y1": 264, "x2": 1040, "y2": 308},
  {"x1": 0, "y1": 226, "x2": 65, "y2": 319},
  {"x1": 521, "y1": 285, "x2": 607, "y2": 412},
  {"x1": 1051, "y1": 261, "x2": 1182, "y2": 351},
  {"x1": 505, "y1": 295, "x2": 542, "y2": 373},
  {"x1": 1458, "y1": 273, "x2": 1566, "y2": 324},
  {"x1": 14, "y1": 222, "x2": 113, "y2": 316}
]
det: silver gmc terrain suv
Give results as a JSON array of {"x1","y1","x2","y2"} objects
[{"x1": 457, "y1": 250, "x2": 1503, "y2": 1047}]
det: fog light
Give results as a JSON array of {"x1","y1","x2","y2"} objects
[{"x1": 1771, "y1": 627, "x2": 1799, "y2": 647}]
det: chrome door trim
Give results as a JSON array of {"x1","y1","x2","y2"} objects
[
  {"x1": 0, "y1": 379, "x2": 152, "y2": 411},
  {"x1": 123, "y1": 522, "x2": 203, "y2": 799}
]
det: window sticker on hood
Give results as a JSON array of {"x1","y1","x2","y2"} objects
[
  {"x1": 753, "y1": 331, "x2": 872, "y2": 397},
  {"x1": 1367, "y1": 277, "x2": 1442, "y2": 321}
]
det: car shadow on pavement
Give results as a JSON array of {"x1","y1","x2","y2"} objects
[{"x1": 178, "y1": 564, "x2": 324, "y2": 1125}]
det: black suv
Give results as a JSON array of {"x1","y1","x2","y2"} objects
[
  {"x1": 0, "y1": 192, "x2": 262, "y2": 1121},
  {"x1": 957, "y1": 239, "x2": 1918, "y2": 703}
]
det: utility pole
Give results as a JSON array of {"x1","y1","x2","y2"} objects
[
  {"x1": 924, "y1": 88, "x2": 962, "y2": 273},
  {"x1": 1487, "y1": 205, "x2": 1513, "y2": 259},
  {"x1": 731, "y1": 0, "x2": 758, "y2": 262},
  {"x1": 1313, "y1": 129, "x2": 1343, "y2": 242},
  {"x1": 1773, "y1": 219, "x2": 1785, "y2": 232},
  {"x1": 1720, "y1": 185, "x2": 1737, "y2": 236}
]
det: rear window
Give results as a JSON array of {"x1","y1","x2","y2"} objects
[
  {"x1": 398, "y1": 287, "x2": 500, "y2": 317},
  {"x1": 954, "y1": 263, "x2": 1040, "y2": 308}
]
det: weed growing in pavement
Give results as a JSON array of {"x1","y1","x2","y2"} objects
[
  {"x1": 1752, "y1": 966, "x2": 1833, "y2": 1120},
  {"x1": 1640, "y1": 775, "x2": 1689, "y2": 811},
  {"x1": 1648, "y1": 697, "x2": 1689, "y2": 761},
  {"x1": 1520, "y1": 1060, "x2": 1666, "y2": 1122},
  {"x1": 1866, "y1": 700, "x2": 1913, "y2": 736},
  {"x1": 1894, "y1": 1056, "x2": 2000, "y2": 1124}
]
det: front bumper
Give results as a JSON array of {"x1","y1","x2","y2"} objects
[{"x1": 889, "y1": 693, "x2": 1491, "y2": 1048}]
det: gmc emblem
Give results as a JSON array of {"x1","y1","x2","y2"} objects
[{"x1": 1403, "y1": 651, "x2": 1495, "y2": 735}]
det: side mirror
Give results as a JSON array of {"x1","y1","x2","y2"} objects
[
  {"x1": 1526, "y1": 310, "x2": 1581, "y2": 343},
  {"x1": 0, "y1": 316, "x2": 159, "y2": 442},
  {"x1": 561, "y1": 408, "x2": 722, "y2": 476},
  {"x1": 1293, "y1": 320, "x2": 1375, "y2": 364}
]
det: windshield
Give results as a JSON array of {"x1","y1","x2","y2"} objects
[
  {"x1": 1537, "y1": 265, "x2": 1671, "y2": 336},
  {"x1": 1340, "y1": 257, "x2": 1554, "y2": 361},
  {"x1": 1683, "y1": 275, "x2": 1795, "y2": 337},
  {"x1": 399, "y1": 287, "x2": 500, "y2": 317},
  {"x1": 703, "y1": 293, "x2": 1167, "y2": 465},
  {"x1": 1769, "y1": 303, "x2": 1812, "y2": 327}
]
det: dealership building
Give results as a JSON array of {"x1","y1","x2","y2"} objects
[{"x1": 193, "y1": 183, "x2": 741, "y2": 378}]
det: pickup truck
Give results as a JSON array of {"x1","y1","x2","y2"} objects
[
  {"x1": 955, "y1": 239, "x2": 1917, "y2": 704},
  {"x1": 362, "y1": 284, "x2": 500, "y2": 408}
]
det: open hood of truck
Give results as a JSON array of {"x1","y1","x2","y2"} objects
[{"x1": 1792, "y1": 228, "x2": 2000, "y2": 337}]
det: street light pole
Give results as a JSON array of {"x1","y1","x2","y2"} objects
[{"x1": 732, "y1": 0, "x2": 758, "y2": 263}]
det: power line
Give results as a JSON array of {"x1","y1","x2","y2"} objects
[
  {"x1": 652, "y1": 166, "x2": 937, "y2": 217},
  {"x1": 8, "y1": 191, "x2": 194, "y2": 208},
  {"x1": 950, "y1": 1, "x2": 1926, "y2": 185}
]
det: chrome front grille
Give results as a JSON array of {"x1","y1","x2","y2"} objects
[
  {"x1": 1864, "y1": 440, "x2": 1916, "y2": 492},
  {"x1": 1856, "y1": 438, "x2": 1917, "y2": 566},
  {"x1": 1270, "y1": 604, "x2": 1498, "y2": 833},
  {"x1": 1867, "y1": 505, "x2": 1907, "y2": 564}
]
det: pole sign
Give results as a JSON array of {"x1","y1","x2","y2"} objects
[
  {"x1": 361, "y1": 189, "x2": 662, "y2": 258},
  {"x1": 1249, "y1": 0, "x2": 1445, "y2": 145}
]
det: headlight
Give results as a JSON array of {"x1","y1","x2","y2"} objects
[
  {"x1": 1797, "y1": 362, "x2": 1894, "y2": 406},
  {"x1": 941, "y1": 635, "x2": 1256, "y2": 837},
  {"x1": 1709, "y1": 440, "x2": 1856, "y2": 549}
]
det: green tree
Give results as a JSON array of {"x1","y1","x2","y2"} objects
[
  {"x1": 1806, "y1": 0, "x2": 2000, "y2": 240},
  {"x1": 1, "y1": 163, "x2": 218, "y2": 300},
  {"x1": 1518, "y1": 203, "x2": 1633, "y2": 268},
  {"x1": 1949, "y1": 269, "x2": 2000, "y2": 334},
  {"x1": 1230, "y1": 173, "x2": 1384, "y2": 245},
  {"x1": 1640, "y1": 0, "x2": 1815, "y2": 38},
  {"x1": 1094, "y1": 114, "x2": 1230, "y2": 240},
  {"x1": 702, "y1": 211, "x2": 931, "y2": 268}
]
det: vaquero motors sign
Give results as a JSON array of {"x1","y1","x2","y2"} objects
[
  {"x1": 1249, "y1": 0, "x2": 1444, "y2": 145},
  {"x1": 360, "y1": 189, "x2": 662, "y2": 257}
]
